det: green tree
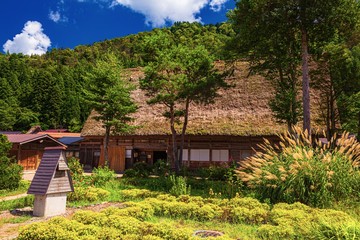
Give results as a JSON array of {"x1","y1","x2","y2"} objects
[
  {"x1": 84, "y1": 55, "x2": 137, "y2": 166},
  {"x1": 269, "y1": 79, "x2": 302, "y2": 132},
  {"x1": 0, "y1": 134, "x2": 23, "y2": 190},
  {"x1": 329, "y1": 44, "x2": 360, "y2": 137},
  {"x1": 228, "y1": 0, "x2": 360, "y2": 133},
  {"x1": 0, "y1": 77, "x2": 17, "y2": 130},
  {"x1": 140, "y1": 44, "x2": 228, "y2": 173},
  {"x1": 30, "y1": 68, "x2": 64, "y2": 129}
]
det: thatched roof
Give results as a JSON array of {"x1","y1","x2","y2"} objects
[{"x1": 81, "y1": 62, "x2": 324, "y2": 137}]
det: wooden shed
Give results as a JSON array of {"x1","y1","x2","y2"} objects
[
  {"x1": 80, "y1": 62, "x2": 325, "y2": 171},
  {"x1": 28, "y1": 146, "x2": 74, "y2": 217},
  {"x1": 5, "y1": 134, "x2": 66, "y2": 170}
]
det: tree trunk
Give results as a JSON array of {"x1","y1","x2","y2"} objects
[
  {"x1": 104, "y1": 126, "x2": 110, "y2": 167},
  {"x1": 326, "y1": 94, "x2": 331, "y2": 139},
  {"x1": 301, "y1": 27, "x2": 311, "y2": 134},
  {"x1": 330, "y1": 85, "x2": 336, "y2": 137},
  {"x1": 179, "y1": 99, "x2": 190, "y2": 171},
  {"x1": 169, "y1": 105, "x2": 179, "y2": 174}
]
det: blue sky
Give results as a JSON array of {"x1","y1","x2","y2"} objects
[{"x1": 1, "y1": 0, "x2": 235, "y2": 55}]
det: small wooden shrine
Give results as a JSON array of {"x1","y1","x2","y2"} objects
[{"x1": 28, "y1": 146, "x2": 74, "y2": 217}]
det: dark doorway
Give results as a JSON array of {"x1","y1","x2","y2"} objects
[{"x1": 153, "y1": 151, "x2": 167, "y2": 163}]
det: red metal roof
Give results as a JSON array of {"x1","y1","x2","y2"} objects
[
  {"x1": 4, "y1": 134, "x2": 66, "y2": 147},
  {"x1": 36, "y1": 132, "x2": 81, "y2": 138},
  {"x1": 44, "y1": 129, "x2": 69, "y2": 133}
]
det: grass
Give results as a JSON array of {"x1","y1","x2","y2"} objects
[
  {"x1": 66, "y1": 176, "x2": 245, "y2": 208},
  {"x1": 0, "y1": 195, "x2": 34, "y2": 211},
  {"x1": 0, "y1": 181, "x2": 30, "y2": 198},
  {"x1": 333, "y1": 200, "x2": 360, "y2": 221},
  {"x1": 0, "y1": 215, "x2": 32, "y2": 227}
]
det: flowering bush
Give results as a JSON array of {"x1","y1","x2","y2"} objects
[
  {"x1": 68, "y1": 187, "x2": 110, "y2": 202},
  {"x1": 67, "y1": 157, "x2": 84, "y2": 184},
  {"x1": 237, "y1": 128, "x2": 360, "y2": 207},
  {"x1": 91, "y1": 166, "x2": 116, "y2": 187}
]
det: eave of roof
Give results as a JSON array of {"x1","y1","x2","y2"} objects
[
  {"x1": 4, "y1": 134, "x2": 67, "y2": 147},
  {"x1": 36, "y1": 132, "x2": 81, "y2": 138},
  {"x1": 58, "y1": 137, "x2": 84, "y2": 145}
]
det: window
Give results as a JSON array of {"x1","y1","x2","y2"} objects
[
  {"x1": 212, "y1": 150, "x2": 229, "y2": 162},
  {"x1": 182, "y1": 149, "x2": 188, "y2": 161},
  {"x1": 240, "y1": 150, "x2": 253, "y2": 160},
  {"x1": 126, "y1": 149, "x2": 132, "y2": 158},
  {"x1": 190, "y1": 149, "x2": 210, "y2": 161},
  {"x1": 54, "y1": 170, "x2": 65, "y2": 178}
]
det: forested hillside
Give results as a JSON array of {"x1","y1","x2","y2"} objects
[
  {"x1": 0, "y1": 22, "x2": 234, "y2": 132},
  {"x1": 1, "y1": 16, "x2": 360, "y2": 136}
]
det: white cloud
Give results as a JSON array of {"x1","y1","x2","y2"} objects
[
  {"x1": 3, "y1": 21, "x2": 51, "y2": 55},
  {"x1": 49, "y1": 0, "x2": 69, "y2": 23},
  {"x1": 49, "y1": 11, "x2": 61, "y2": 23},
  {"x1": 209, "y1": 0, "x2": 227, "y2": 12},
  {"x1": 49, "y1": 10, "x2": 68, "y2": 23},
  {"x1": 111, "y1": 0, "x2": 228, "y2": 27}
]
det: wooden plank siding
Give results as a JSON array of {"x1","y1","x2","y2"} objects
[
  {"x1": 80, "y1": 135, "x2": 280, "y2": 171},
  {"x1": 99, "y1": 145, "x2": 126, "y2": 172},
  {"x1": 7, "y1": 137, "x2": 65, "y2": 170},
  {"x1": 47, "y1": 172, "x2": 72, "y2": 194},
  {"x1": 18, "y1": 150, "x2": 42, "y2": 170}
]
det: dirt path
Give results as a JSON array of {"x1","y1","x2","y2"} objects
[
  {"x1": 0, "y1": 202, "x2": 124, "y2": 240},
  {"x1": 0, "y1": 194, "x2": 28, "y2": 202}
]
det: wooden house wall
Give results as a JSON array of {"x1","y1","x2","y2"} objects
[
  {"x1": 47, "y1": 171, "x2": 72, "y2": 194},
  {"x1": 9, "y1": 139, "x2": 64, "y2": 170},
  {"x1": 80, "y1": 135, "x2": 279, "y2": 171},
  {"x1": 79, "y1": 141, "x2": 101, "y2": 170},
  {"x1": 99, "y1": 145, "x2": 126, "y2": 172}
]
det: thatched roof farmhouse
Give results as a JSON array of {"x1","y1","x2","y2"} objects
[{"x1": 80, "y1": 62, "x2": 324, "y2": 171}]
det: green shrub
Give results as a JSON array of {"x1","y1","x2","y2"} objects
[
  {"x1": 257, "y1": 224, "x2": 296, "y2": 239},
  {"x1": 0, "y1": 135, "x2": 23, "y2": 190},
  {"x1": 107, "y1": 202, "x2": 155, "y2": 220},
  {"x1": 194, "y1": 203, "x2": 223, "y2": 221},
  {"x1": 67, "y1": 157, "x2": 84, "y2": 184},
  {"x1": 231, "y1": 207, "x2": 269, "y2": 224},
  {"x1": 151, "y1": 160, "x2": 170, "y2": 176},
  {"x1": 199, "y1": 165, "x2": 229, "y2": 180},
  {"x1": 257, "y1": 201, "x2": 360, "y2": 239},
  {"x1": 19, "y1": 207, "x2": 197, "y2": 240},
  {"x1": 133, "y1": 162, "x2": 152, "y2": 177},
  {"x1": 72, "y1": 210, "x2": 106, "y2": 225},
  {"x1": 156, "y1": 194, "x2": 177, "y2": 202},
  {"x1": 133, "y1": 193, "x2": 271, "y2": 224},
  {"x1": 315, "y1": 220, "x2": 360, "y2": 239},
  {"x1": 91, "y1": 166, "x2": 116, "y2": 187},
  {"x1": 123, "y1": 205, "x2": 153, "y2": 220},
  {"x1": 18, "y1": 223, "x2": 77, "y2": 240},
  {"x1": 237, "y1": 129, "x2": 360, "y2": 207},
  {"x1": 68, "y1": 186, "x2": 110, "y2": 202},
  {"x1": 169, "y1": 175, "x2": 191, "y2": 196},
  {"x1": 0, "y1": 180, "x2": 30, "y2": 198},
  {"x1": 123, "y1": 169, "x2": 138, "y2": 178},
  {"x1": 148, "y1": 223, "x2": 193, "y2": 240},
  {"x1": 120, "y1": 188, "x2": 159, "y2": 200}
]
